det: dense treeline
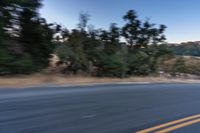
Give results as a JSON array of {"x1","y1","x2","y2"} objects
[
  {"x1": 0, "y1": 0, "x2": 173, "y2": 76},
  {"x1": 55, "y1": 12, "x2": 173, "y2": 77}
]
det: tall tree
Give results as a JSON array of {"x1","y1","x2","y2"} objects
[
  {"x1": 122, "y1": 10, "x2": 167, "y2": 49},
  {"x1": 78, "y1": 12, "x2": 90, "y2": 32},
  {"x1": 122, "y1": 10, "x2": 141, "y2": 49},
  {"x1": 0, "y1": 0, "x2": 55, "y2": 74},
  {"x1": 19, "y1": 6, "x2": 54, "y2": 69}
]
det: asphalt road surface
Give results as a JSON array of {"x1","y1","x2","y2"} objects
[{"x1": 1, "y1": 83, "x2": 200, "y2": 133}]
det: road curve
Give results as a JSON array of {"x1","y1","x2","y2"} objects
[{"x1": 1, "y1": 83, "x2": 200, "y2": 133}]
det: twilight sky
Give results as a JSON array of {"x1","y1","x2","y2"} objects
[{"x1": 40, "y1": 0, "x2": 200, "y2": 43}]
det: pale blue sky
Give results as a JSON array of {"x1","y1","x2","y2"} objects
[{"x1": 40, "y1": 0, "x2": 200, "y2": 43}]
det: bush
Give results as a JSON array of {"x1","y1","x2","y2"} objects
[
  {"x1": 127, "y1": 51, "x2": 151, "y2": 75},
  {"x1": 97, "y1": 54, "x2": 128, "y2": 77},
  {"x1": 0, "y1": 49, "x2": 35, "y2": 75}
]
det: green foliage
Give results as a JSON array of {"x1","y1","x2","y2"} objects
[
  {"x1": 19, "y1": 8, "x2": 55, "y2": 69},
  {"x1": 0, "y1": 0, "x2": 55, "y2": 75},
  {"x1": 102, "y1": 23, "x2": 121, "y2": 55},
  {"x1": 56, "y1": 45, "x2": 74, "y2": 61},
  {"x1": 122, "y1": 10, "x2": 166, "y2": 49},
  {"x1": 1, "y1": 4, "x2": 172, "y2": 77},
  {"x1": 0, "y1": 48, "x2": 35, "y2": 74},
  {"x1": 55, "y1": 10, "x2": 172, "y2": 77},
  {"x1": 127, "y1": 51, "x2": 151, "y2": 75},
  {"x1": 97, "y1": 53, "x2": 128, "y2": 77}
]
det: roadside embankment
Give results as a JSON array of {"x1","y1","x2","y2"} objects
[{"x1": 1, "y1": 74, "x2": 200, "y2": 88}]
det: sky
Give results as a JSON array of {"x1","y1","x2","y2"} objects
[{"x1": 40, "y1": 0, "x2": 200, "y2": 43}]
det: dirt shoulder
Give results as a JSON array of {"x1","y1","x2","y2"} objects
[{"x1": 0, "y1": 74, "x2": 200, "y2": 88}]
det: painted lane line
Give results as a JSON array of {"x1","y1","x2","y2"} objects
[
  {"x1": 136, "y1": 114, "x2": 200, "y2": 133},
  {"x1": 155, "y1": 118, "x2": 200, "y2": 133}
]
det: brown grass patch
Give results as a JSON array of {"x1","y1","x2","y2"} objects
[{"x1": 0, "y1": 73, "x2": 200, "y2": 88}]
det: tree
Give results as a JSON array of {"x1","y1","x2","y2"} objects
[
  {"x1": 122, "y1": 10, "x2": 141, "y2": 49},
  {"x1": 122, "y1": 10, "x2": 167, "y2": 50},
  {"x1": 107, "y1": 23, "x2": 121, "y2": 54},
  {"x1": 19, "y1": 8, "x2": 55, "y2": 69},
  {"x1": 3, "y1": 4, "x2": 174, "y2": 76},
  {"x1": 56, "y1": 13, "x2": 103, "y2": 75},
  {"x1": 120, "y1": 10, "x2": 170, "y2": 75},
  {"x1": 55, "y1": 10, "x2": 172, "y2": 77},
  {"x1": 127, "y1": 51, "x2": 150, "y2": 75},
  {"x1": 0, "y1": 0, "x2": 55, "y2": 74},
  {"x1": 95, "y1": 53, "x2": 128, "y2": 77},
  {"x1": 78, "y1": 12, "x2": 90, "y2": 32}
]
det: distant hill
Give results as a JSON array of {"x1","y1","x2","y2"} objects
[{"x1": 168, "y1": 41, "x2": 200, "y2": 56}]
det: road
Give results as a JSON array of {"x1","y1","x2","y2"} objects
[{"x1": 1, "y1": 83, "x2": 200, "y2": 133}]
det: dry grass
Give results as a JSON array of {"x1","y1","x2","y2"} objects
[
  {"x1": 0, "y1": 73, "x2": 200, "y2": 88},
  {"x1": 164, "y1": 56, "x2": 200, "y2": 68},
  {"x1": 1, "y1": 56, "x2": 200, "y2": 88}
]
